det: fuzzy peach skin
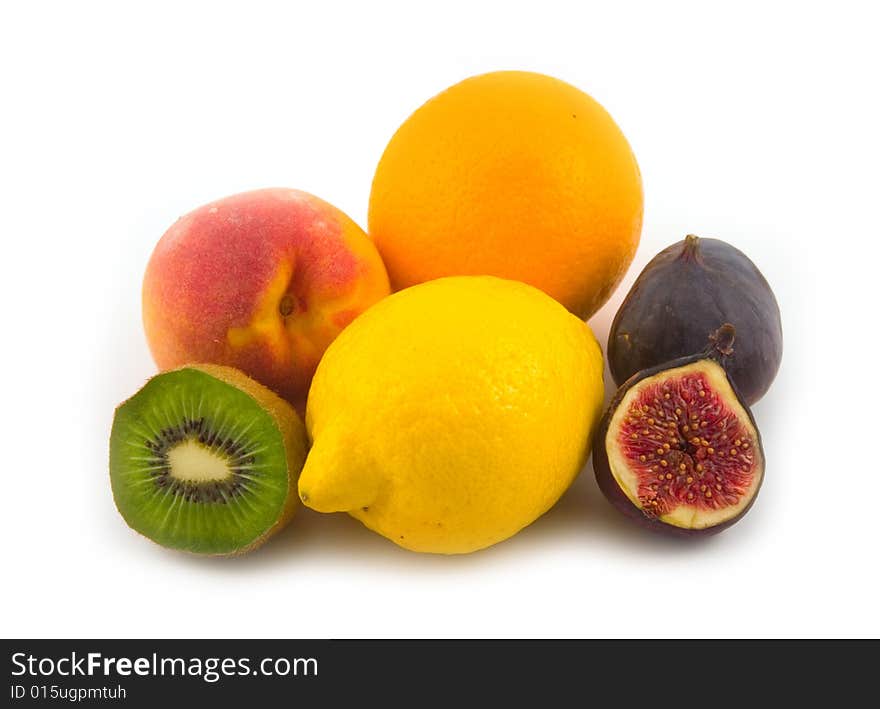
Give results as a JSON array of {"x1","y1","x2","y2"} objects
[{"x1": 143, "y1": 188, "x2": 390, "y2": 412}]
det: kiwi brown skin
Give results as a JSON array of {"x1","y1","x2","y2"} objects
[
  {"x1": 593, "y1": 326, "x2": 765, "y2": 538},
  {"x1": 608, "y1": 235, "x2": 782, "y2": 405},
  {"x1": 110, "y1": 364, "x2": 308, "y2": 557}
]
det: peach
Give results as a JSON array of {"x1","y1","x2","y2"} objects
[{"x1": 143, "y1": 188, "x2": 390, "y2": 411}]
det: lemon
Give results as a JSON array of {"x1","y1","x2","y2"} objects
[{"x1": 298, "y1": 276, "x2": 604, "y2": 554}]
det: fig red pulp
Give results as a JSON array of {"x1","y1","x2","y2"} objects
[{"x1": 618, "y1": 371, "x2": 757, "y2": 518}]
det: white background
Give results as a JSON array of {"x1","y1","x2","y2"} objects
[{"x1": 2, "y1": 1, "x2": 877, "y2": 638}]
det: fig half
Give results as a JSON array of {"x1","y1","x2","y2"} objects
[
  {"x1": 608, "y1": 234, "x2": 782, "y2": 405},
  {"x1": 594, "y1": 325, "x2": 764, "y2": 536}
]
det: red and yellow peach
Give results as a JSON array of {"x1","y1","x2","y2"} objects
[{"x1": 143, "y1": 188, "x2": 390, "y2": 411}]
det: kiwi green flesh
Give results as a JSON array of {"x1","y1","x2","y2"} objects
[{"x1": 109, "y1": 368, "x2": 289, "y2": 555}]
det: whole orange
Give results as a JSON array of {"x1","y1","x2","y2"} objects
[{"x1": 368, "y1": 71, "x2": 643, "y2": 319}]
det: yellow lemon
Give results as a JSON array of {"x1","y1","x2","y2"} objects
[{"x1": 298, "y1": 276, "x2": 604, "y2": 554}]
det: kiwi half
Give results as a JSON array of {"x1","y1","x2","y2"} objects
[{"x1": 109, "y1": 364, "x2": 308, "y2": 555}]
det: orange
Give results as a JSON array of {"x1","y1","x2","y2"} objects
[{"x1": 368, "y1": 70, "x2": 643, "y2": 319}]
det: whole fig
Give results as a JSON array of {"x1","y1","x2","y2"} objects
[{"x1": 608, "y1": 235, "x2": 782, "y2": 405}]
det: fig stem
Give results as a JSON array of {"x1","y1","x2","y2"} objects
[
  {"x1": 709, "y1": 323, "x2": 736, "y2": 357},
  {"x1": 681, "y1": 234, "x2": 703, "y2": 263}
]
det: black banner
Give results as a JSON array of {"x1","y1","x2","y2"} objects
[{"x1": 2, "y1": 639, "x2": 875, "y2": 705}]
